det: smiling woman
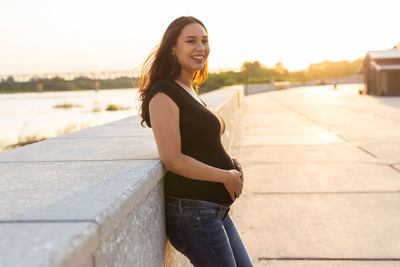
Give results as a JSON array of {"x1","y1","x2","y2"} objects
[
  {"x1": 137, "y1": 16, "x2": 253, "y2": 267},
  {"x1": 171, "y1": 23, "x2": 209, "y2": 83}
]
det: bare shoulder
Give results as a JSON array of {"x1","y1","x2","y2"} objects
[
  {"x1": 148, "y1": 91, "x2": 179, "y2": 129},
  {"x1": 149, "y1": 91, "x2": 179, "y2": 112}
]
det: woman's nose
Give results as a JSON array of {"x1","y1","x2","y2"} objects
[{"x1": 195, "y1": 42, "x2": 205, "y2": 51}]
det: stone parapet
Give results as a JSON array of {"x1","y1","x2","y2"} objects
[{"x1": 0, "y1": 85, "x2": 244, "y2": 267}]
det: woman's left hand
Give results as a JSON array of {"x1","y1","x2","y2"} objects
[{"x1": 232, "y1": 157, "x2": 244, "y2": 182}]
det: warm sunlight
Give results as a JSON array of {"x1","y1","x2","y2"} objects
[
  {"x1": 1, "y1": 0, "x2": 399, "y2": 74},
  {"x1": 2, "y1": 3, "x2": 400, "y2": 264}
]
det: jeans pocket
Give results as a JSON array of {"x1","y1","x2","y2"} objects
[
  {"x1": 199, "y1": 208, "x2": 217, "y2": 216},
  {"x1": 195, "y1": 214, "x2": 226, "y2": 246},
  {"x1": 195, "y1": 208, "x2": 221, "y2": 232}
]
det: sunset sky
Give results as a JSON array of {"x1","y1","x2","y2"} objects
[{"x1": 1, "y1": 0, "x2": 399, "y2": 76}]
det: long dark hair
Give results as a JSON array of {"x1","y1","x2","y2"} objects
[{"x1": 138, "y1": 16, "x2": 208, "y2": 128}]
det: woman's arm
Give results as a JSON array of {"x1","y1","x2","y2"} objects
[{"x1": 149, "y1": 92, "x2": 243, "y2": 200}]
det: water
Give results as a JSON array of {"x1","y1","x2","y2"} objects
[{"x1": 0, "y1": 88, "x2": 141, "y2": 151}]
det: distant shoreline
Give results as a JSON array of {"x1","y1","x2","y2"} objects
[{"x1": 0, "y1": 87, "x2": 137, "y2": 95}]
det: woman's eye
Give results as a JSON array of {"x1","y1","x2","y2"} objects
[{"x1": 185, "y1": 39, "x2": 208, "y2": 45}]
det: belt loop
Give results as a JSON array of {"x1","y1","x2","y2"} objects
[
  {"x1": 178, "y1": 199, "x2": 183, "y2": 216},
  {"x1": 219, "y1": 205, "x2": 223, "y2": 217},
  {"x1": 194, "y1": 208, "x2": 200, "y2": 216},
  {"x1": 224, "y1": 207, "x2": 230, "y2": 220}
]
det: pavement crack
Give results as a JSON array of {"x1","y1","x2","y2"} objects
[
  {"x1": 336, "y1": 133, "x2": 349, "y2": 142},
  {"x1": 271, "y1": 96, "x2": 336, "y2": 135},
  {"x1": 270, "y1": 97, "x2": 383, "y2": 160},
  {"x1": 356, "y1": 146, "x2": 378, "y2": 158},
  {"x1": 241, "y1": 161, "x2": 388, "y2": 165},
  {"x1": 389, "y1": 164, "x2": 400, "y2": 173},
  {"x1": 258, "y1": 257, "x2": 400, "y2": 261},
  {"x1": 252, "y1": 190, "x2": 400, "y2": 195}
]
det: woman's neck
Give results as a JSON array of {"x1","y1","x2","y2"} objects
[{"x1": 176, "y1": 70, "x2": 195, "y2": 89}]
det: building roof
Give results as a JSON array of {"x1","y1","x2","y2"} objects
[
  {"x1": 371, "y1": 61, "x2": 400, "y2": 71},
  {"x1": 367, "y1": 49, "x2": 400, "y2": 59}
]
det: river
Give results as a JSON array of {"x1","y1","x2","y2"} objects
[{"x1": 0, "y1": 88, "x2": 141, "y2": 152}]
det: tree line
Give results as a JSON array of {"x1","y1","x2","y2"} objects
[
  {"x1": 0, "y1": 58, "x2": 363, "y2": 93},
  {"x1": 201, "y1": 58, "x2": 363, "y2": 92},
  {"x1": 0, "y1": 76, "x2": 138, "y2": 93}
]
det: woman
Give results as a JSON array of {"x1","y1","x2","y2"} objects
[{"x1": 139, "y1": 16, "x2": 253, "y2": 267}]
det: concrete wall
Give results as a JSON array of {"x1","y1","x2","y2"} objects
[
  {"x1": 0, "y1": 85, "x2": 244, "y2": 267},
  {"x1": 244, "y1": 82, "x2": 316, "y2": 95},
  {"x1": 243, "y1": 75, "x2": 365, "y2": 96}
]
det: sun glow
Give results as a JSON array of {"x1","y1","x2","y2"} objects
[{"x1": 1, "y1": 0, "x2": 399, "y2": 75}]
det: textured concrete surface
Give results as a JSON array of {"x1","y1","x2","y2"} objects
[
  {"x1": 0, "y1": 135, "x2": 159, "y2": 162},
  {"x1": 0, "y1": 160, "x2": 148, "y2": 218},
  {"x1": 0, "y1": 222, "x2": 98, "y2": 267},
  {"x1": 94, "y1": 180, "x2": 166, "y2": 267},
  {"x1": 0, "y1": 86, "x2": 243, "y2": 267},
  {"x1": 232, "y1": 84, "x2": 400, "y2": 266}
]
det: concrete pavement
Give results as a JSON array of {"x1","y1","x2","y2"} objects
[{"x1": 231, "y1": 84, "x2": 400, "y2": 266}]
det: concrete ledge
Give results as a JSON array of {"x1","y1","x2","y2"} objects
[{"x1": 0, "y1": 85, "x2": 244, "y2": 267}]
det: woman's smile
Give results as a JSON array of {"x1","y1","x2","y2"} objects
[{"x1": 191, "y1": 55, "x2": 206, "y2": 64}]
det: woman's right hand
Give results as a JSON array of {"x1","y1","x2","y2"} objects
[{"x1": 224, "y1": 169, "x2": 243, "y2": 201}]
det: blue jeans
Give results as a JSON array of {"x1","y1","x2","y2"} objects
[{"x1": 165, "y1": 195, "x2": 253, "y2": 267}]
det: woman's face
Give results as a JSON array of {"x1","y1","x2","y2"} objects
[{"x1": 172, "y1": 23, "x2": 209, "y2": 73}]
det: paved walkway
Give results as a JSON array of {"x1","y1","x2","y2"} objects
[{"x1": 231, "y1": 84, "x2": 400, "y2": 266}]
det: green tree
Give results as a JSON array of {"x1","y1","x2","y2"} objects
[
  {"x1": 306, "y1": 58, "x2": 363, "y2": 79},
  {"x1": 5, "y1": 76, "x2": 15, "y2": 83},
  {"x1": 241, "y1": 61, "x2": 265, "y2": 78}
]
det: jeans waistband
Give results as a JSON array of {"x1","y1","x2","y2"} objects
[
  {"x1": 165, "y1": 195, "x2": 230, "y2": 209},
  {"x1": 165, "y1": 195, "x2": 230, "y2": 219}
]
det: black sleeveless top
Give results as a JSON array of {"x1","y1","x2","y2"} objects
[{"x1": 146, "y1": 79, "x2": 235, "y2": 205}]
